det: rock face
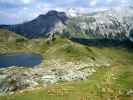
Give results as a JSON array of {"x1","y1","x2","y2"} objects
[
  {"x1": 66, "y1": 7, "x2": 133, "y2": 41},
  {"x1": 0, "y1": 67, "x2": 90, "y2": 94},
  {"x1": 0, "y1": 72, "x2": 38, "y2": 93},
  {"x1": 0, "y1": 10, "x2": 68, "y2": 38}
]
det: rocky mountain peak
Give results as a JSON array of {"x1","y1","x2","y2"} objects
[
  {"x1": 46, "y1": 10, "x2": 68, "y2": 24},
  {"x1": 0, "y1": 10, "x2": 68, "y2": 38},
  {"x1": 46, "y1": 10, "x2": 58, "y2": 16}
]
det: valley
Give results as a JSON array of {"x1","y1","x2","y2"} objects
[{"x1": 0, "y1": 28, "x2": 133, "y2": 100}]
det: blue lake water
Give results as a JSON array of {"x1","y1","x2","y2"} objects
[{"x1": 0, "y1": 53, "x2": 43, "y2": 68}]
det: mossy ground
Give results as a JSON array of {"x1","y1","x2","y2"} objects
[{"x1": 0, "y1": 29, "x2": 133, "y2": 100}]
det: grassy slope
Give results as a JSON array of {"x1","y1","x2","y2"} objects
[
  {"x1": 0, "y1": 29, "x2": 28, "y2": 53},
  {"x1": 0, "y1": 29, "x2": 133, "y2": 100},
  {"x1": 1, "y1": 62, "x2": 133, "y2": 100}
]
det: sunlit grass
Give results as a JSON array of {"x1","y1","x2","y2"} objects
[{"x1": 0, "y1": 29, "x2": 133, "y2": 100}]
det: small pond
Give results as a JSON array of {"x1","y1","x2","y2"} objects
[{"x1": 0, "y1": 53, "x2": 43, "y2": 68}]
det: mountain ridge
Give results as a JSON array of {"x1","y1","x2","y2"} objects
[
  {"x1": 0, "y1": 7, "x2": 133, "y2": 41},
  {"x1": 0, "y1": 10, "x2": 68, "y2": 38}
]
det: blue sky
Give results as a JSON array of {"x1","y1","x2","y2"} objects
[{"x1": 0, "y1": 0, "x2": 132, "y2": 24}]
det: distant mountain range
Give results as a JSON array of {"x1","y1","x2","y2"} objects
[{"x1": 0, "y1": 7, "x2": 133, "y2": 41}]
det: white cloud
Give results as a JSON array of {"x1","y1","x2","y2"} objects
[
  {"x1": 89, "y1": 0, "x2": 97, "y2": 6},
  {"x1": 121, "y1": 0, "x2": 130, "y2": 5},
  {"x1": 107, "y1": 0, "x2": 112, "y2": 2},
  {"x1": 0, "y1": 0, "x2": 133, "y2": 24},
  {"x1": 0, "y1": 0, "x2": 37, "y2": 5},
  {"x1": 21, "y1": 0, "x2": 34, "y2": 4}
]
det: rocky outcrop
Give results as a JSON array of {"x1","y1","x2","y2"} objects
[
  {"x1": 66, "y1": 7, "x2": 133, "y2": 41},
  {"x1": 0, "y1": 72, "x2": 38, "y2": 94},
  {"x1": 0, "y1": 60, "x2": 111, "y2": 95}
]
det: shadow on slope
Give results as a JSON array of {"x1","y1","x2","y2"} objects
[{"x1": 70, "y1": 38, "x2": 133, "y2": 49}]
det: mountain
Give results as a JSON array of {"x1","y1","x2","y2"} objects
[
  {"x1": 1, "y1": 7, "x2": 133, "y2": 41},
  {"x1": 0, "y1": 10, "x2": 68, "y2": 38},
  {"x1": 66, "y1": 6, "x2": 133, "y2": 41}
]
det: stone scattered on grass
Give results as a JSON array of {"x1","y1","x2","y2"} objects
[{"x1": 0, "y1": 61, "x2": 111, "y2": 95}]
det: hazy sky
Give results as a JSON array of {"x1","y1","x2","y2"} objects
[{"x1": 0, "y1": 0, "x2": 132, "y2": 24}]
